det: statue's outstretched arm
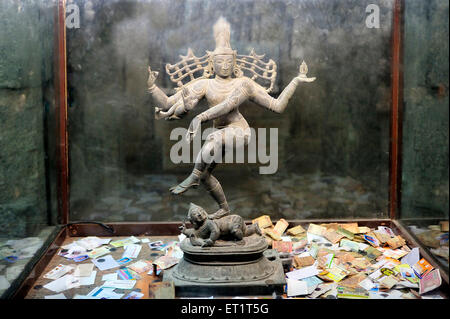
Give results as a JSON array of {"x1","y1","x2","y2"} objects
[
  {"x1": 250, "y1": 62, "x2": 316, "y2": 113},
  {"x1": 147, "y1": 66, "x2": 178, "y2": 112},
  {"x1": 147, "y1": 66, "x2": 206, "y2": 120}
]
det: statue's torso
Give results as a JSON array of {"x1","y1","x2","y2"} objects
[{"x1": 204, "y1": 77, "x2": 248, "y2": 129}]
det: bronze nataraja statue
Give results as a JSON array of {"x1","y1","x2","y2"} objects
[{"x1": 147, "y1": 17, "x2": 315, "y2": 246}]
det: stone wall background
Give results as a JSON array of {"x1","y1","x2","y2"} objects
[
  {"x1": 0, "y1": 0, "x2": 57, "y2": 237},
  {"x1": 67, "y1": 0, "x2": 395, "y2": 221},
  {"x1": 401, "y1": 0, "x2": 449, "y2": 220}
]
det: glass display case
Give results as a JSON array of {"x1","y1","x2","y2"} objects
[
  {"x1": 0, "y1": 0, "x2": 60, "y2": 298},
  {"x1": 0, "y1": 0, "x2": 448, "y2": 299},
  {"x1": 398, "y1": 0, "x2": 448, "y2": 276}
]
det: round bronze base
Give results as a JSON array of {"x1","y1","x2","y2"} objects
[{"x1": 163, "y1": 235, "x2": 286, "y2": 296}]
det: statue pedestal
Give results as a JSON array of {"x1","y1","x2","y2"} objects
[{"x1": 163, "y1": 235, "x2": 286, "y2": 297}]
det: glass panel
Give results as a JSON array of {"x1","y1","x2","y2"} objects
[
  {"x1": 68, "y1": 0, "x2": 392, "y2": 223},
  {"x1": 400, "y1": 0, "x2": 449, "y2": 272},
  {"x1": 0, "y1": 0, "x2": 59, "y2": 297}
]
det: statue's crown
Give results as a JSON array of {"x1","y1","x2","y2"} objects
[{"x1": 212, "y1": 17, "x2": 235, "y2": 56}]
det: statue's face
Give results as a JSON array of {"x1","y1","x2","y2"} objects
[
  {"x1": 213, "y1": 54, "x2": 234, "y2": 78},
  {"x1": 189, "y1": 208, "x2": 206, "y2": 224}
]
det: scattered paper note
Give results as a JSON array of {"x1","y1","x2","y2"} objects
[
  {"x1": 286, "y1": 265, "x2": 319, "y2": 280},
  {"x1": 44, "y1": 293, "x2": 67, "y2": 299},
  {"x1": 92, "y1": 255, "x2": 120, "y2": 271},
  {"x1": 74, "y1": 263, "x2": 94, "y2": 277},
  {"x1": 43, "y1": 274, "x2": 80, "y2": 293},
  {"x1": 43, "y1": 264, "x2": 74, "y2": 280},
  {"x1": 76, "y1": 271, "x2": 97, "y2": 286},
  {"x1": 102, "y1": 279, "x2": 136, "y2": 290},
  {"x1": 122, "y1": 244, "x2": 142, "y2": 259},
  {"x1": 287, "y1": 278, "x2": 308, "y2": 297},
  {"x1": 101, "y1": 273, "x2": 118, "y2": 281}
]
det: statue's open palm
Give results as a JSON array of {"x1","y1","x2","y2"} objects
[{"x1": 147, "y1": 66, "x2": 159, "y2": 88}]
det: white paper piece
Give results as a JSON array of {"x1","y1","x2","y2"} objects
[
  {"x1": 287, "y1": 279, "x2": 308, "y2": 297},
  {"x1": 395, "y1": 280, "x2": 419, "y2": 289},
  {"x1": 102, "y1": 273, "x2": 118, "y2": 281},
  {"x1": 43, "y1": 264, "x2": 74, "y2": 280},
  {"x1": 309, "y1": 283, "x2": 335, "y2": 299},
  {"x1": 298, "y1": 251, "x2": 312, "y2": 258},
  {"x1": 307, "y1": 233, "x2": 330, "y2": 244},
  {"x1": 421, "y1": 293, "x2": 445, "y2": 299},
  {"x1": 371, "y1": 258, "x2": 389, "y2": 270},
  {"x1": 368, "y1": 269, "x2": 384, "y2": 281},
  {"x1": 61, "y1": 242, "x2": 84, "y2": 251},
  {"x1": 358, "y1": 278, "x2": 375, "y2": 291},
  {"x1": 358, "y1": 242, "x2": 369, "y2": 251},
  {"x1": 74, "y1": 264, "x2": 94, "y2": 277},
  {"x1": 102, "y1": 279, "x2": 136, "y2": 289},
  {"x1": 0, "y1": 276, "x2": 10, "y2": 290},
  {"x1": 377, "y1": 226, "x2": 396, "y2": 237},
  {"x1": 125, "y1": 236, "x2": 140, "y2": 244},
  {"x1": 59, "y1": 242, "x2": 87, "y2": 259},
  {"x1": 178, "y1": 234, "x2": 187, "y2": 242},
  {"x1": 384, "y1": 290, "x2": 404, "y2": 299},
  {"x1": 86, "y1": 286, "x2": 118, "y2": 299},
  {"x1": 43, "y1": 274, "x2": 80, "y2": 293},
  {"x1": 401, "y1": 247, "x2": 420, "y2": 267},
  {"x1": 383, "y1": 260, "x2": 400, "y2": 269},
  {"x1": 166, "y1": 245, "x2": 184, "y2": 259},
  {"x1": 44, "y1": 293, "x2": 67, "y2": 299},
  {"x1": 73, "y1": 294, "x2": 92, "y2": 299},
  {"x1": 76, "y1": 237, "x2": 107, "y2": 250},
  {"x1": 286, "y1": 265, "x2": 319, "y2": 280},
  {"x1": 125, "y1": 291, "x2": 144, "y2": 299},
  {"x1": 122, "y1": 244, "x2": 142, "y2": 259},
  {"x1": 87, "y1": 246, "x2": 111, "y2": 259},
  {"x1": 141, "y1": 238, "x2": 150, "y2": 243},
  {"x1": 370, "y1": 289, "x2": 403, "y2": 299},
  {"x1": 97, "y1": 238, "x2": 112, "y2": 245},
  {"x1": 76, "y1": 271, "x2": 97, "y2": 286},
  {"x1": 281, "y1": 236, "x2": 292, "y2": 242},
  {"x1": 103, "y1": 292, "x2": 125, "y2": 299},
  {"x1": 382, "y1": 249, "x2": 408, "y2": 259},
  {"x1": 92, "y1": 255, "x2": 120, "y2": 271}
]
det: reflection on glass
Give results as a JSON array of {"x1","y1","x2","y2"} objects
[
  {"x1": 400, "y1": 0, "x2": 449, "y2": 272},
  {"x1": 68, "y1": 0, "x2": 392, "y2": 223},
  {"x1": 0, "y1": 0, "x2": 58, "y2": 297}
]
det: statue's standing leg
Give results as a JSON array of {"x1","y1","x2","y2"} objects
[
  {"x1": 170, "y1": 127, "x2": 244, "y2": 219},
  {"x1": 170, "y1": 131, "x2": 224, "y2": 195},
  {"x1": 201, "y1": 162, "x2": 230, "y2": 219}
]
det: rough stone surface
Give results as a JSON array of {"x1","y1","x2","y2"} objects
[{"x1": 0, "y1": 0, "x2": 57, "y2": 237}]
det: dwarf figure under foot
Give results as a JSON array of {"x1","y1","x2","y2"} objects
[{"x1": 179, "y1": 203, "x2": 262, "y2": 247}]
